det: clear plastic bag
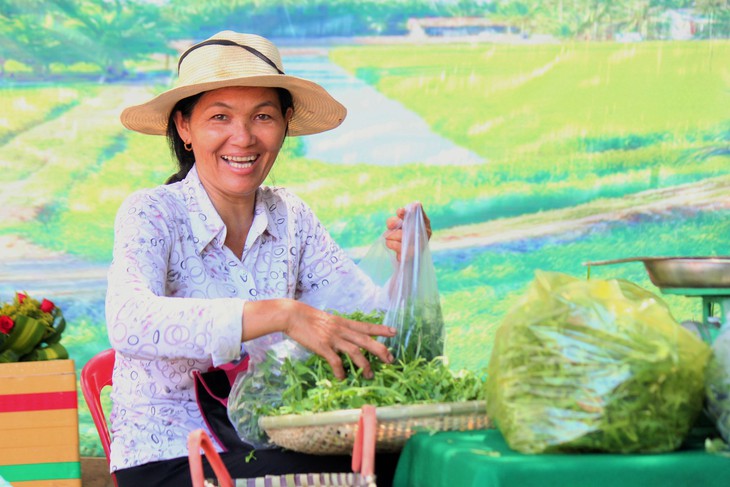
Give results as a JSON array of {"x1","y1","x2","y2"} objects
[
  {"x1": 301, "y1": 201, "x2": 445, "y2": 362},
  {"x1": 373, "y1": 203, "x2": 444, "y2": 362},
  {"x1": 486, "y1": 270, "x2": 711, "y2": 454},
  {"x1": 227, "y1": 338, "x2": 311, "y2": 448},
  {"x1": 706, "y1": 325, "x2": 730, "y2": 443}
]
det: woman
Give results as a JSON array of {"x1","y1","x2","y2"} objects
[{"x1": 106, "y1": 31, "x2": 430, "y2": 486}]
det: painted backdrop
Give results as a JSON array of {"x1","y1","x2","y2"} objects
[{"x1": 1, "y1": 1, "x2": 729, "y2": 455}]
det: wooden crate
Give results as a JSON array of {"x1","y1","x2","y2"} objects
[{"x1": 0, "y1": 360, "x2": 81, "y2": 487}]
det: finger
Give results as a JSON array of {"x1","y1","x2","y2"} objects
[
  {"x1": 344, "y1": 319, "x2": 396, "y2": 339},
  {"x1": 338, "y1": 344, "x2": 374, "y2": 379},
  {"x1": 321, "y1": 349, "x2": 346, "y2": 380},
  {"x1": 384, "y1": 239, "x2": 399, "y2": 252},
  {"x1": 384, "y1": 229, "x2": 402, "y2": 245},
  {"x1": 384, "y1": 235, "x2": 402, "y2": 262},
  {"x1": 359, "y1": 338, "x2": 394, "y2": 365},
  {"x1": 340, "y1": 323, "x2": 395, "y2": 365},
  {"x1": 386, "y1": 215, "x2": 402, "y2": 231}
]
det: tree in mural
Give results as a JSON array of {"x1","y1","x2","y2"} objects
[
  {"x1": 0, "y1": 0, "x2": 727, "y2": 80},
  {"x1": 0, "y1": 0, "x2": 173, "y2": 79},
  {"x1": 458, "y1": 0, "x2": 727, "y2": 39},
  {"x1": 0, "y1": 0, "x2": 69, "y2": 77},
  {"x1": 52, "y1": 0, "x2": 174, "y2": 79},
  {"x1": 695, "y1": 0, "x2": 730, "y2": 38}
]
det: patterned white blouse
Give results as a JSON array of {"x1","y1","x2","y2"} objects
[{"x1": 105, "y1": 165, "x2": 384, "y2": 472}]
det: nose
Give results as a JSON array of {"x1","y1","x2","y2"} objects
[{"x1": 231, "y1": 120, "x2": 256, "y2": 146}]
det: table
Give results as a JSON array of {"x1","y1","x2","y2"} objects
[{"x1": 393, "y1": 428, "x2": 730, "y2": 487}]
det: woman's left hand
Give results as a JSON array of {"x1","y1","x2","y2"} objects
[{"x1": 384, "y1": 203, "x2": 432, "y2": 261}]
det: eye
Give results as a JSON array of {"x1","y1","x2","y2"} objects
[
  {"x1": 255, "y1": 113, "x2": 273, "y2": 121},
  {"x1": 212, "y1": 114, "x2": 228, "y2": 121}
]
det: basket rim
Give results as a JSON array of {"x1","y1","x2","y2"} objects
[{"x1": 259, "y1": 399, "x2": 486, "y2": 430}]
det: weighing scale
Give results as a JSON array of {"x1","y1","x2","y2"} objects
[
  {"x1": 584, "y1": 256, "x2": 730, "y2": 344},
  {"x1": 660, "y1": 287, "x2": 730, "y2": 344}
]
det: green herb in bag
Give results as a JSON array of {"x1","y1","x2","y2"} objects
[{"x1": 486, "y1": 271, "x2": 710, "y2": 454}]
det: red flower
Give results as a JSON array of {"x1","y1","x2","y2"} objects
[
  {"x1": 16, "y1": 292, "x2": 27, "y2": 304},
  {"x1": 0, "y1": 315, "x2": 14, "y2": 335},
  {"x1": 40, "y1": 299, "x2": 55, "y2": 313}
]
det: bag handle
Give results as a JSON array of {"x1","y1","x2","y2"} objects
[
  {"x1": 188, "y1": 429, "x2": 234, "y2": 487},
  {"x1": 189, "y1": 405, "x2": 377, "y2": 486},
  {"x1": 352, "y1": 404, "x2": 377, "y2": 477}
]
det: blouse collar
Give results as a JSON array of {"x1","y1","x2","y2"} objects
[{"x1": 182, "y1": 166, "x2": 281, "y2": 256}]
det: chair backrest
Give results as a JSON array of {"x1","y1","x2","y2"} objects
[{"x1": 80, "y1": 348, "x2": 116, "y2": 465}]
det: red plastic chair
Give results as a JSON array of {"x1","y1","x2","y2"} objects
[{"x1": 80, "y1": 348, "x2": 117, "y2": 486}]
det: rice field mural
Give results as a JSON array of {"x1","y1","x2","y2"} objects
[{"x1": 0, "y1": 1, "x2": 729, "y2": 455}]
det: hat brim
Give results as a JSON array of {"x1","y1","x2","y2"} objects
[{"x1": 120, "y1": 74, "x2": 346, "y2": 137}]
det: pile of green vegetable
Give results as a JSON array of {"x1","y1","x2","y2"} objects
[
  {"x1": 486, "y1": 271, "x2": 711, "y2": 454},
  {"x1": 266, "y1": 351, "x2": 484, "y2": 415},
  {"x1": 228, "y1": 310, "x2": 485, "y2": 447}
]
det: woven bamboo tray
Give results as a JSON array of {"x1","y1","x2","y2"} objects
[{"x1": 259, "y1": 400, "x2": 490, "y2": 455}]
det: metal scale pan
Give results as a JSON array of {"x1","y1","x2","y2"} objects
[{"x1": 583, "y1": 256, "x2": 730, "y2": 343}]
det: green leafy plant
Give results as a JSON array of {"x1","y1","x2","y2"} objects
[
  {"x1": 267, "y1": 352, "x2": 484, "y2": 416},
  {"x1": 228, "y1": 310, "x2": 485, "y2": 446},
  {"x1": 0, "y1": 292, "x2": 68, "y2": 363}
]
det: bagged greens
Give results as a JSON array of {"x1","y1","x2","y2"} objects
[
  {"x1": 227, "y1": 337, "x2": 309, "y2": 448},
  {"x1": 486, "y1": 271, "x2": 711, "y2": 454},
  {"x1": 359, "y1": 202, "x2": 444, "y2": 362}
]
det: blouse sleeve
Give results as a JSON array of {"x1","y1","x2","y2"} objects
[
  {"x1": 290, "y1": 194, "x2": 389, "y2": 314},
  {"x1": 105, "y1": 190, "x2": 243, "y2": 366}
]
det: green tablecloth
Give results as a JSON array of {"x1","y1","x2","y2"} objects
[{"x1": 393, "y1": 428, "x2": 730, "y2": 487}]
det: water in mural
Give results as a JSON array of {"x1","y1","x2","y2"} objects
[{"x1": 1, "y1": 1, "x2": 729, "y2": 456}]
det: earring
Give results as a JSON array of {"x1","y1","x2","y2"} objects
[{"x1": 184, "y1": 141, "x2": 192, "y2": 151}]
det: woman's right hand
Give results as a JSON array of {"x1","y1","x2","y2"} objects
[{"x1": 242, "y1": 299, "x2": 396, "y2": 380}]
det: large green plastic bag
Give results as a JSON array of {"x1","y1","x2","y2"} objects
[{"x1": 486, "y1": 271, "x2": 711, "y2": 454}]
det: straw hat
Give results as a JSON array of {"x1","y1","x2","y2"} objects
[{"x1": 120, "y1": 31, "x2": 347, "y2": 137}]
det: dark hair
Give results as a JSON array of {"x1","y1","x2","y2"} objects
[{"x1": 164, "y1": 87, "x2": 294, "y2": 184}]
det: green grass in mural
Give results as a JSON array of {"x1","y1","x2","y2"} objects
[
  {"x1": 0, "y1": 85, "x2": 97, "y2": 144},
  {"x1": 331, "y1": 41, "x2": 729, "y2": 168},
  {"x1": 0, "y1": 86, "x2": 141, "y2": 227},
  {"x1": 28, "y1": 132, "x2": 175, "y2": 261}
]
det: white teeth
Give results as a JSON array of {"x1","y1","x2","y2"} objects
[
  {"x1": 222, "y1": 155, "x2": 255, "y2": 169},
  {"x1": 223, "y1": 155, "x2": 256, "y2": 162},
  {"x1": 227, "y1": 161, "x2": 253, "y2": 169}
]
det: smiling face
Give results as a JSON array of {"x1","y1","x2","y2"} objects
[{"x1": 174, "y1": 86, "x2": 292, "y2": 207}]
